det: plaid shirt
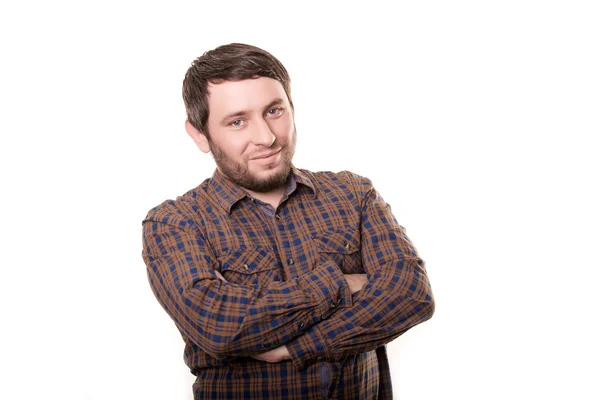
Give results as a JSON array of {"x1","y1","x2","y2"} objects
[{"x1": 142, "y1": 167, "x2": 434, "y2": 399}]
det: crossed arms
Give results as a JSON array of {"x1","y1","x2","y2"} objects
[
  {"x1": 142, "y1": 175, "x2": 434, "y2": 371},
  {"x1": 212, "y1": 271, "x2": 369, "y2": 363}
]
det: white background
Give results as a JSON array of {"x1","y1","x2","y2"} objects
[{"x1": 1, "y1": 1, "x2": 599, "y2": 399}]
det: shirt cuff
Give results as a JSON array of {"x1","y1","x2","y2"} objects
[
  {"x1": 286, "y1": 324, "x2": 330, "y2": 371},
  {"x1": 289, "y1": 262, "x2": 352, "y2": 370},
  {"x1": 299, "y1": 262, "x2": 353, "y2": 319}
]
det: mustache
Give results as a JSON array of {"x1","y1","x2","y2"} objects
[{"x1": 249, "y1": 148, "x2": 283, "y2": 160}]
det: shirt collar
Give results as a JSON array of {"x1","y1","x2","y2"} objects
[
  {"x1": 291, "y1": 166, "x2": 316, "y2": 197},
  {"x1": 208, "y1": 166, "x2": 316, "y2": 214}
]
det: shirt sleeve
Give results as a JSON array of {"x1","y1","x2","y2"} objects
[
  {"x1": 142, "y1": 203, "x2": 352, "y2": 360},
  {"x1": 285, "y1": 173, "x2": 435, "y2": 370}
]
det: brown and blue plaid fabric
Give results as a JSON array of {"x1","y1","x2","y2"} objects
[{"x1": 142, "y1": 167, "x2": 434, "y2": 399}]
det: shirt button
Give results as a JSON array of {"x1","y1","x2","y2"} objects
[
  {"x1": 330, "y1": 302, "x2": 337, "y2": 308},
  {"x1": 299, "y1": 322, "x2": 305, "y2": 329},
  {"x1": 275, "y1": 214, "x2": 282, "y2": 220},
  {"x1": 344, "y1": 242, "x2": 351, "y2": 250},
  {"x1": 243, "y1": 264, "x2": 249, "y2": 271},
  {"x1": 287, "y1": 258, "x2": 295, "y2": 265}
]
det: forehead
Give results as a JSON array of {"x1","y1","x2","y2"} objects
[{"x1": 206, "y1": 77, "x2": 288, "y2": 117}]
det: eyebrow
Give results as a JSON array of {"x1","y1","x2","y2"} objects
[{"x1": 220, "y1": 98, "x2": 285, "y2": 125}]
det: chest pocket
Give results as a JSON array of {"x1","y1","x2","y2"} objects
[
  {"x1": 313, "y1": 229, "x2": 364, "y2": 274},
  {"x1": 217, "y1": 246, "x2": 282, "y2": 287}
]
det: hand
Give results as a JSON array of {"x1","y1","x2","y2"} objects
[
  {"x1": 344, "y1": 274, "x2": 368, "y2": 294},
  {"x1": 251, "y1": 345, "x2": 291, "y2": 363},
  {"x1": 215, "y1": 270, "x2": 227, "y2": 282}
]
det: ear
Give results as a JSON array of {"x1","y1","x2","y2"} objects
[{"x1": 185, "y1": 120, "x2": 211, "y2": 153}]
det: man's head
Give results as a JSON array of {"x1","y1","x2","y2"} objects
[
  {"x1": 183, "y1": 43, "x2": 293, "y2": 137},
  {"x1": 183, "y1": 43, "x2": 296, "y2": 193}
]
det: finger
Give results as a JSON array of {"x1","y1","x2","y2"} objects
[{"x1": 214, "y1": 270, "x2": 227, "y2": 282}]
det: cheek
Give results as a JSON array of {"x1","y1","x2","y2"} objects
[
  {"x1": 223, "y1": 136, "x2": 250, "y2": 157},
  {"x1": 271, "y1": 115, "x2": 294, "y2": 139},
  {"x1": 211, "y1": 137, "x2": 250, "y2": 165}
]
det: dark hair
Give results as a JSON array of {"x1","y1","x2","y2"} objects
[{"x1": 182, "y1": 43, "x2": 293, "y2": 136}]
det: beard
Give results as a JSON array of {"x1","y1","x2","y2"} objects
[{"x1": 208, "y1": 130, "x2": 296, "y2": 193}]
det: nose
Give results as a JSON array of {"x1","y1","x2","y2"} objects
[{"x1": 251, "y1": 118, "x2": 276, "y2": 147}]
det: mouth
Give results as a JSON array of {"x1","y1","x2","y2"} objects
[
  {"x1": 251, "y1": 149, "x2": 282, "y2": 160},
  {"x1": 250, "y1": 149, "x2": 283, "y2": 167}
]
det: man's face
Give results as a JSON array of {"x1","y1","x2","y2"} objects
[{"x1": 203, "y1": 77, "x2": 296, "y2": 193}]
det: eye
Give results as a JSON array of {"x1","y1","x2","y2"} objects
[
  {"x1": 266, "y1": 107, "x2": 284, "y2": 117},
  {"x1": 229, "y1": 119, "x2": 245, "y2": 127}
]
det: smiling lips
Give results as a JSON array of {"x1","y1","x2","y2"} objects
[{"x1": 251, "y1": 149, "x2": 282, "y2": 165}]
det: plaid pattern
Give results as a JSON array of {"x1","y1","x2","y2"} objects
[{"x1": 142, "y1": 167, "x2": 434, "y2": 399}]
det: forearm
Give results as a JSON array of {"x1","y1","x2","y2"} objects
[
  {"x1": 286, "y1": 256, "x2": 434, "y2": 369},
  {"x1": 250, "y1": 274, "x2": 367, "y2": 363},
  {"x1": 286, "y1": 175, "x2": 435, "y2": 370},
  {"x1": 143, "y1": 216, "x2": 352, "y2": 360}
]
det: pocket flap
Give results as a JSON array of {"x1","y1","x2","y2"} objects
[
  {"x1": 313, "y1": 229, "x2": 360, "y2": 254},
  {"x1": 218, "y1": 246, "x2": 278, "y2": 275}
]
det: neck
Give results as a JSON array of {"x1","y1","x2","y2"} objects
[{"x1": 246, "y1": 185, "x2": 287, "y2": 209}]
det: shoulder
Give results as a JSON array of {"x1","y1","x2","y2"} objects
[
  {"x1": 296, "y1": 168, "x2": 375, "y2": 199},
  {"x1": 143, "y1": 178, "x2": 212, "y2": 225}
]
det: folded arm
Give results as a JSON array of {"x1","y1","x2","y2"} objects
[
  {"x1": 285, "y1": 174, "x2": 435, "y2": 370},
  {"x1": 142, "y1": 205, "x2": 352, "y2": 360},
  {"x1": 250, "y1": 273, "x2": 368, "y2": 363}
]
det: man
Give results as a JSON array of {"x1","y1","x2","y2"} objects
[{"x1": 142, "y1": 43, "x2": 434, "y2": 399}]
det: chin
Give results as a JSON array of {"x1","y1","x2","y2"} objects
[{"x1": 246, "y1": 165, "x2": 292, "y2": 193}]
